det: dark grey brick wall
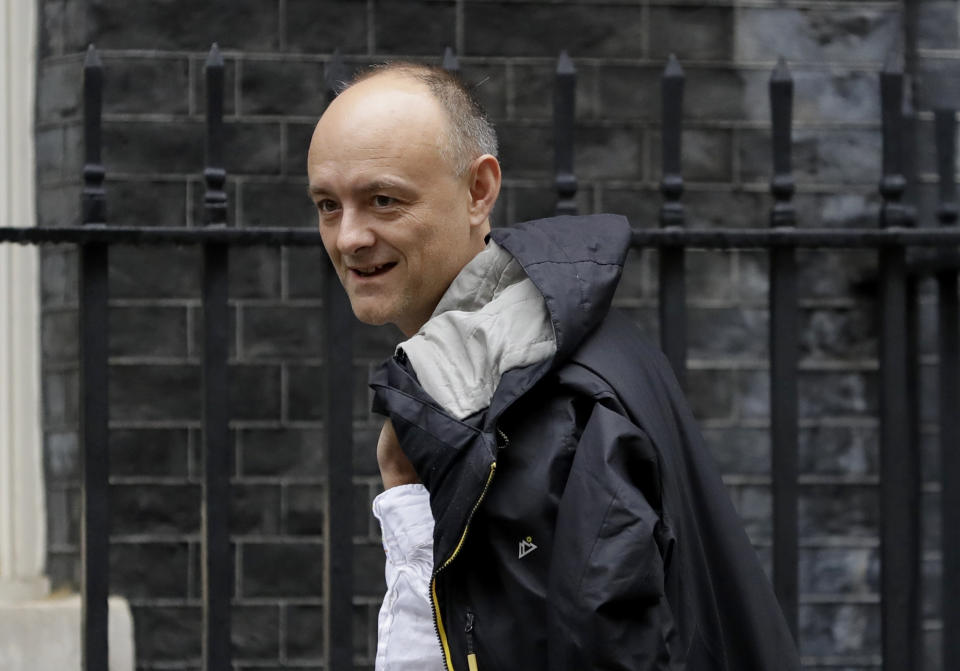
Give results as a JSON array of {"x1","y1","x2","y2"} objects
[{"x1": 35, "y1": 1, "x2": 951, "y2": 669}]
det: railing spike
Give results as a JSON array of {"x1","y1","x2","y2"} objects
[
  {"x1": 663, "y1": 52, "x2": 683, "y2": 79},
  {"x1": 206, "y1": 42, "x2": 223, "y2": 68},
  {"x1": 82, "y1": 43, "x2": 105, "y2": 225},
  {"x1": 203, "y1": 42, "x2": 226, "y2": 226},
  {"x1": 553, "y1": 50, "x2": 577, "y2": 215},
  {"x1": 442, "y1": 46, "x2": 459, "y2": 73},
  {"x1": 557, "y1": 49, "x2": 575, "y2": 75}
]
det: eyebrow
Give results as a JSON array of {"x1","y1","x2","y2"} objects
[{"x1": 306, "y1": 178, "x2": 417, "y2": 200}]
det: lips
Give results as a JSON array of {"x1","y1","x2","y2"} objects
[{"x1": 349, "y1": 262, "x2": 397, "y2": 278}]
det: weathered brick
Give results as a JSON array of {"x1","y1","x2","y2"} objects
[
  {"x1": 232, "y1": 605, "x2": 281, "y2": 660},
  {"x1": 241, "y1": 180, "x2": 316, "y2": 228},
  {"x1": 460, "y1": 62, "x2": 508, "y2": 121},
  {"x1": 43, "y1": 367, "x2": 79, "y2": 426},
  {"x1": 42, "y1": 309, "x2": 78, "y2": 362},
  {"x1": 45, "y1": 431, "x2": 80, "y2": 481},
  {"x1": 687, "y1": 307, "x2": 768, "y2": 361},
  {"x1": 509, "y1": 61, "x2": 597, "y2": 122},
  {"x1": 352, "y1": 321, "x2": 402, "y2": 360},
  {"x1": 285, "y1": 604, "x2": 324, "y2": 659},
  {"x1": 799, "y1": 371, "x2": 878, "y2": 418},
  {"x1": 651, "y1": 127, "x2": 733, "y2": 183},
  {"x1": 285, "y1": 0, "x2": 368, "y2": 54},
  {"x1": 595, "y1": 65, "x2": 660, "y2": 122},
  {"x1": 799, "y1": 306, "x2": 877, "y2": 363},
  {"x1": 36, "y1": 126, "x2": 65, "y2": 186},
  {"x1": 229, "y1": 246, "x2": 282, "y2": 298},
  {"x1": 86, "y1": 0, "x2": 280, "y2": 51},
  {"x1": 701, "y1": 427, "x2": 770, "y2": 476},
  {"x1": 285, "y1": 122, "x2": 316, "y2": 177},
  {"x1": 187, "y1": 177, "x2": 238, "y2": 227},
  {"x1": 601, "y1": 186, "x2": 661, "y2": 230},
  {"x1": 37, "y1": 59, "x2": 83, "y2": 124},
  {"x1": 496, "y1": 122, "x2": 552, "y2": 176},
  {"x1": 685, "y1": 368, "x2": 736, "y2": 420},
  {"x1": 38, "y1": 0, "x2": 65, "y2": 59},
  {"x1": 286, "y1": 363, "x2": 369, "y2": 421},
  {"x1": 800, "y1": 484, "x2": 878, "y2": 538},
  {"x1": 109, "y1": 305, "x2": 189, "y2": 358},
  {"x1": 374, "y1": 0, "x2": 456, "y2": 56},
  {"x1": 799, "y1": 426, "x2": 878, "y2": 476},
  {"x1": 284, "y1": 484, "x2": 325, "y2": 536},
  {"x1": 241, "y1": 60, "x2": 327, "y2": 117},
  {"x1": 224, "y1": 121, "x2": 284, "y2": 176},
  {"x1": 739, "y1": 128, "x2": 882, "y2": 186},
  {"x1": 109, "y1": 364, "x2": 201, "y2": 421},
  {"x1": 684, "y1": 191, "x2": 769, "y2": 229},
  {"x1": 110, "y1": 428, "x2": 190, "y2": 477},
  {"x1": 798, "y1": 603, "x2": 880, "y2": 656},
  {"x1": 102, "y1": 120, "x2": 204, "y2": 175},
  {"x1": 648, "y1": 6, "x2": 734, "y2": 61},
  {"x1": 229, "y1": 364, "x2": 283, "y2": 421},
  {"x1": 131, "y1": 605, "x2": 202, "y2": 661},
  {"x1": 109, "y1": 246, "x2": 200, "y2": 298},
  {"x1": 286, "y1": 247, "x2": 330, "y2": 298},
  {"x1": 102, "y1": 56, "x2": 190, "y2": 115},
  {"x1": 240, "y1": 427, "x2": 324, "y2": 479},
  {"x1": 110, "y1": 542, "x2": 189, "y2": 598},
  {"x1": 735, "y1": 8, "x2": 900, "y2": 64},
  {"x1": 799, "y1": 547, "x2": 878, "y2": 595},
  {"x1": 919, "y1": 1, "x2": 959, "y2": 50},
  {"x1": 241, "y1": 541, "x2": 324, "y2": 597},
  {"x1": 111, "y1": 483, "x2": 201, "y2": 535},
  {"x1": 106, "y1": 180, "x2": 189, "y2": 228},
  {"x1": 232, "y1": 484, "x2": 283, "y2": 535},
  {"x1": 352, "y1": 542, "x2": 387, "y2": 597},
  {"x1": 465, "y1": 3, "x2": 644, "y2": 58},
  {"x1": 46, "y1": 484, "x2": 80, "y2": 547},
  {"x1": 792, "y1": 69, "x2": 881, "y2": 124},
  {"x1": 576, "y1": 124, "x2": 643, "y2": 180},
  {"x1": 241, "y1": 305, "x2": 324, "y2": 359}
]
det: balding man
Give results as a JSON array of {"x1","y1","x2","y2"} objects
[{"x1": 307, "y1": 64, "x2": 800, "y2": 671}]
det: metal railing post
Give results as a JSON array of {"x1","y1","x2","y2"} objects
[
  {"x1": 659, "y1": 55, "x2": 687, "y2": 387},
  {"x1": 767, "y1": 57, "x2": 799, "y2": 640},
  {"x1": 321, "y1": 50, "x2": 355, "y2": 671},
  {"x1": 554, "y1": 51, "x2": 577, "y2": 216},
  {"x1": 877, "y1": 56, "x2": 921, "y2": 671},
  {"x1": 80, "y1": 43, "x2": 110, "y2": 671},
  {"x1": 201, "y1": 43, "x2": 232, "y2": 671},
  {"x1": 934, "y1": 107, "x2": 960, "y2": 671}
]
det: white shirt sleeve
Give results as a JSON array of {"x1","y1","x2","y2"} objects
[{"x1": 372, "y1": 484, "x2": 445, "y2": 671}]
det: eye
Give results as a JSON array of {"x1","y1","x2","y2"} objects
[
  {"x1": 316, "y1": 198, "x2": 339, "y2": 214},
  {"x1": 372, "y1": 194, "x2": 396, "y2": 208}
]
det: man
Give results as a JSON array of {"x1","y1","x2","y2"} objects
[{"x1": 307, "y1": 64, "x2": 800, "y2": 671}]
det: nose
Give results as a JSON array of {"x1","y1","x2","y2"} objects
[{"x1": 335, "y1": 207, "x2": 376, "y2": 256}]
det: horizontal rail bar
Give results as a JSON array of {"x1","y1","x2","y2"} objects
[{"x1": 6, "y1": 225, "x2": 960, "y2": 248}]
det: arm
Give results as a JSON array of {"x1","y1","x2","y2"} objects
[{"x1": 377, "y1": 418, "x2": 419, "y2": 489}]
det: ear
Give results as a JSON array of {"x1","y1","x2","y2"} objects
[{"x1": 466, "y1": 154, "x2": 502, "y2": 228}]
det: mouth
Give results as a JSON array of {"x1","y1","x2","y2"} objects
[{"x1": 349, "y1": 262, "x2": 397, "y2": 278}]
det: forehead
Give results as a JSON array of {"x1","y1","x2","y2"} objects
[{"x1": 307, "y1": 74, "x2": 451, "y2": 189}]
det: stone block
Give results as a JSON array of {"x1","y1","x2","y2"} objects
[
  {"x1": 224, "y1": 121, "x2": 284, "y2": 176},
  {"x1": 601, "y1": 187, "x2": 661, "y2": 230},
  {"x1": 687, "y1": 307, "x2": 768, "y2": 361},
  {"x1": 796, "y1": 249, "x2": 877, "y2": 299},
  {"x1": 799, "y1": 425, "x2": 878, "y2": 476},
  {"x1": 616, "y1": 306, "x2": 659, "y2": 345},
  {"x1": 187, "y1": 304, "x2": 239, "y2": 360},
  {"x1": 110, "y1": 427, "x2": 190, "y2": 477},
  {"x1": 353, "y1": 424, "x2": 382, "y2": 477},
  {"x1": 286, "y1": 247, "x2": 330, "y2": 298},
  {"x1": 374, "y1": 1, "x2": 456, "y2": 55},
  {"x1": 685, "y1": 368, "x2": 736, "y2": 420},
  {"x1": 110, "y1": 483, "x2": 201, "y2": 535},
  {"x1": 612, "y1": 246, "x2": 654, "y2": 302},
  {"x1": 735, "y1": 8, "x2": 900, "y2": 64},
  {"x1": 791, "y1": 69, "x2": 880, "y2": 124},
  {"x1": 799, "y1": 305, "x2": 877, "y2": 363},
  {"x1": 800, "y1": 484, "x2": 878, "y2": 539},
  {"x1": 729, "y1": 484, "x2": 771, "y2": 542},
  {"x1": 109, "y1": 305, "x2": 189, "y2": 358},
  {"x1": 241, "y1": 180, "x2": 317, "y2": 228},
  {"x1": 798, "y1": 603, "x2": 880, "y2": 657},
  {"x1": 496, "y1": 122, "x2": 552, "y2": 176},
  {"x1": 43, "y1": 367, "x2": 79, "y2": 426},
  {"x1": 241, "y1": 305, "x2": 324, "y2": 359},
  {"x1": 351, "y1": 321, "x2": 402, "y2": 361},
  {"x1": 231, "y1": 604, "x2": 281, "y2": 660},
  {"x1": 648, "y1": 6, "x2": 734, "y2": 62},
  {"x1": 460, "y1": 62, "x2": 507, "y2": 121},
  {"x1": 685, "y1": 249, "x2": 736, "y2": 302},
  {"x1": 576, "y1": 124, "x2": 643, "y2": 180},
  {"x1": 683, "y1": 68, "x2": 750, "y2": 122},
  {"x1": 37, "y1": 59, "x2": 83, "y2": 124},
  {"x1": 464, "y1": 3, "x2": 644, "y2": 58},
  {"x1": 106, "y1": 180, "x2": 189, "y2": 228},
  {"x1": 35, "y1": 127, "x2": 64, "y2": 187},
  {"x1": 740, "y1": 128, "x2": 882, "y2": 187},
  {"x1": 286, "y1": 0, "x2": 368, "y2": 54},
  {"x1": 241, "y1": 541, "x2": 324, "y2": 597},
  {"x1": 229, "y1": 247, "x2": 282, "y2": 299},
  {"x1": 286, "y1": 363, "x2": 369, "y2": 421},
  {"x1": 240, "y1": 427, "x2": 326, "y2": 478},
  {"x1": 701, "y1": 427, "x2": 770, "y2": 476},
  {"x1": 286, "y1": 122, "x2": 316, "y2": 177},
  {"x1": 799, "y1": 371, "x2": 877, "y2": 419},
  {"x1": 229, "y1": 364, "x2": 283, "y2": 421},
  {"x1": 511, "y1": 62, "x2": 598, "y2": 121},
  {"x1": 240, "y1": 59, "x2": 327, "y2": 117},
  {"x1": 46, "y1": 550, "x2": 80, "y2": 592},
  {"x1": 46, "y1": 484, "x2": 80, "y2": 548},
  {"x1": 505, "y1": 183, "x2": 590, "y2": 227},
  {"x1": 595, "y1": 64, "x2": 660, "y2": 122},
  {"x1": 110, "y1": 541, "x2": 189, "y2": 598},
  {"x1": 284, "y1": 604, "x2": 324, "y2": 659},
  {"x1": 650, "y1": 128, "x2": 733, "y2": 183},
  {"x1": 102, "y1": 120, "x2": 204, "y2": 175},
  {"x1": 799, "y1": 547, "x2": 879, "y2": 595},
  {"x1": 45, "y1": 430, "x2": 79, "y2": 481},
  {"x1": 232, "y1": 483, "x2": 283, "y2": 535},
  {"x1": 352, "y1": 542, "x2": 387, "y2": 597},
  {"x1": 86, "y1": 0, "x2": 280, "y2": 51},
  {"x1": 735, "y1": 250, "x2": 768, "y2": 303},
  {"x1": 38, "y1": 0, "x2": 65, "y2": 58},
  {"x1": 42, "y1": 309, "x2": 78, "y2": 363},
  {"x1": 102, "y1": 56, "x2": 190, "y2": 115},
  {"x1": 919, "y1": 1, "x2": 959, "y2": 50},
  {"x1": 284, "y1": 484, "x2": 325, "y2": 536},
  {"x1": 109, "y1": 364, "x2": 201, "y2": 422},
  {"x1": 37, "y1": 184, "x2": 81, "y2": 228},
  {"x1": 131, "y1": 604, "x2": 201, "y2": 661}
]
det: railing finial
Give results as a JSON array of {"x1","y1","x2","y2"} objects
[
  {"x1": 769, "y1": 57, "x2": 795, "y2": 228},
  {"x1": 442, "y1": 46, "x2": 459, "y2": 73},
  {"x1": 82, "y1": 44, "x2": 105, "y2": 225},
  {"x1": 554, "y1": 50, "x2": 577, "y2": 216},
  {"x1": 203, "y1": 42, "x2": 227, "y2": 226}
]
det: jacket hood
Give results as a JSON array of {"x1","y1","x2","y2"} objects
[{"x1": 488, "y1": 214, "x2": 631, "y2": 365}]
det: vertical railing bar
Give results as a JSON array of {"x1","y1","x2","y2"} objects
[
  {"x1": 80, "y1": 43, "x2": 110, "y2": 671},
  {"x1": 659, "y1": 54, "x2": 687, "y2": 387},
  {"x1": 442, "y1": 45, "x2": 459, "y2": 73},
  {"x1": 878, "y1": 56, "x2": 920, "y2": 671},
  {"x1": 554, "y1": 50, "x2": 577, "y2": 216},
  {"x1": 768, "y1": 57, "x2": 799, "y2": 640},
  {"x1": 201, "y1": 43, "x2": 232, "y2": 671},
  {"x1": 322, "y1": 50, "x2": 354, "y2": 671},
  {"x1": 934, "y1": 107, "x2": 960, "y2": 671}
]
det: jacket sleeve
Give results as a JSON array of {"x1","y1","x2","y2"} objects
[{"x1": 547, "y1": 401, "x2": 678, "y2": 671}]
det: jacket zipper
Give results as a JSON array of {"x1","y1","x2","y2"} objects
[
  {"x1": 431, "y1": 459, "x2": 497, "y2": 671},
  {"x1": 465, "y1": 611, "x2": 479, "y2": 671}
]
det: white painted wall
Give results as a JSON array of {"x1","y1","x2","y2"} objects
[{"x1": 0, "y1": 0, "x2": 49, "y2": 601}]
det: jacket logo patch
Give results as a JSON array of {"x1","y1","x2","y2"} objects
[{"x1": 518, "y1": 536, "x2": 538, "y2": 559}]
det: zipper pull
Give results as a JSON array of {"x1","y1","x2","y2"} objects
[
  {"x1": 495, "y1": 428, "x2": 509, "y2": 450},
  {"x1": 465, "y1": 611, "x2": 479, "y2": 671}
]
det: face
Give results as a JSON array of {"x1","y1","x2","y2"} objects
[{"x1": 307, "y1": 73, "x2": 490, "y2": 336}]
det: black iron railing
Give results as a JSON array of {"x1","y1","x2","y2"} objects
[{"x1": 2, "y1": 44, "x2": 959, "y2": 671}]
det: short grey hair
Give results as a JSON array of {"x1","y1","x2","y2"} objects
[{"x1": 345, "y1": 62, "x2": 498, "y2": 176}]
